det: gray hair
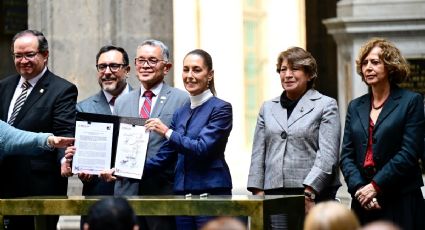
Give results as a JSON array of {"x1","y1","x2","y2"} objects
[{"x1": 138, "y1": 39, "x2": 170, "y2": 61}]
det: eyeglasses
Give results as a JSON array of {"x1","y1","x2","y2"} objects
[
  {"x1": 12, "y1": 52, "x2": 40, "y2": 61},
  {"x1": 135, "y1": 57, "x2": 165, "y2": 67},
  {"x1": 96, "y1": 63, "x2": 127, "y2": 72}
]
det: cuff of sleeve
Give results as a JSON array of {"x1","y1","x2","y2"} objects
[
  {"x1": 60, "y1": 157, "x2": 67, "y2": 165},
  {"x1": 46, "y1": 135, "x2": 55, "y2": 150},
  {"x1": 165, "y1": 129, "x2": 173, "y2": 140},
  {"x1": 371, "y1": 180, "x2": 381, "y2": 193}
]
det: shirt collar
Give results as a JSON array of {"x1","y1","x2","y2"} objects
[
  {"x1": 103, "y1": 83, "x2": 130, "y2": 103},
  {"x1": 140, "y1": 82, "x2": 163, "y2": 98},
  {"x1": 19, "y1": 66, "x2": 47, "y2": 87}
]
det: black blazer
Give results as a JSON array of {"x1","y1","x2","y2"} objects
[
  {"x1": 0, "y1": 69, "x2": 78, "y2": 197},
  {"x1": 340, "y1": 86, "x2": 424, "y2": 196}
]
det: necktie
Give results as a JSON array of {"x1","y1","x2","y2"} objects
[
  {"x1": 109, "y1": 96, "x2": 117, "y2": 106},
  {"x1": 8, "y1": 81, "x2": 31, "y2": 125},
  {"x1": 140, "y1": 90, "x2": 154, "y2": 118}
]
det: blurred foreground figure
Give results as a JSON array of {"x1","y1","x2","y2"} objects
[{"x1": 83, "y1": 197, "x2": 139, "y2": 230}]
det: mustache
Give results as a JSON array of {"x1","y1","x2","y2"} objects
[{"x1": 100, "y1": 76, "x2": 118, "y2": 82}]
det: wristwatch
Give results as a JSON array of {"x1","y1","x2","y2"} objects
[{"x1": 304, "y1": 191, "x2": 316, "y2": 201}]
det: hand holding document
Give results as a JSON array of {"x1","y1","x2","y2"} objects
[
  {"x1": 114, "y1": 123, "x2": 149, "y2": 179},
  {"x1": 71, "y1": 113, "x2": 149, "y2": 179},
  {"x1": 72, "y1": 121, "x2": 113, "y2": 175}
]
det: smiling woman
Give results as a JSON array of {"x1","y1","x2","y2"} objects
[
  {"x1": 247, "y1": 47, "x2": 342, "y2": 230},
  {"x1": 143, "y1": 49, "x2": 233, "y2": 230}
]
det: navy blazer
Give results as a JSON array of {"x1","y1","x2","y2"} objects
[
  {"x1": 340, "y1": 86, "x2": 424, "y2": 196},
  {"x1": 145, "y1": 96, "x2": 233, "y2": 192}
]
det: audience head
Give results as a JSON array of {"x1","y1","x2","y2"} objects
[
  {"x1": 303, "y1": 201, "x2": 360, "y2": 230},
  {"x1": 134, "y1": 39, "x2": 172, "y2": 89},
  {"x1": 183, "y1": 49, "x2": 216, "y2": 96},
  {"x1": 95, "y1": 45, "x2": 130, "y2": 96},
  {"x1": 200, "y1": 217, "x2": 247, "y2": 230},
  {"x1": 83, "y1": 197, "x2": 138, "y2": 230},
  {"x1": 356, "y1": 37, "x2": 409, "y2": 85},
  {"x1": 11, "y1": 29, "x2": 49, "y2": 80},
  {"x1": 361, "y1": 220, "x2": 401, "y2": 230}
]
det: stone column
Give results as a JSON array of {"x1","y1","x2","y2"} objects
[{"x1": 323, "y1": 0, "x2": 425, "y2": 120}]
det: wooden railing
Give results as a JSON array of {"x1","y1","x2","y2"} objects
[{"x1": 0, "y1": 195, "x2": 304, "y2": 230}]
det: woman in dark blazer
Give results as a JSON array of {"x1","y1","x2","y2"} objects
[
  {"x1": 144, "y1": 49, "x2": 233, "y2": 230},
  {"x1": 340, "y1": 38, "x2": 425, "y2": 229}
]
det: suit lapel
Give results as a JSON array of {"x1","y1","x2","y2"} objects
[
  {"x1": 287, "y1": 89, "x2": 316, "y2": 127},
  {"x1": 93, "y1": 91, "x2": 112, "y2": 115},
  {"x1": 13, "y1": 71, "x2": 50, "y2": 125},
  {"x1": 130, "y1": 88, "x2": 142, "y2": 117},
  {"x1": 271, "y1": 97, "x2": 288, "y2": 131},
  {"x1": 150, "y1": 83, "x2": 170, "y2": 118},
  {"x1": 375, "y1": 87, "x2": 401, "y2": 129},
  {"x1": 356, "y1": 95, "x2": 371, "y2": 136}
]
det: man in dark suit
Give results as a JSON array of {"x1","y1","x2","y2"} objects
[
  {"x1": 76, "y1": 45, "x2": 132, "y2": 229},
  {"x1": 0, "y1": 29, "x2": 78, "y2": 230},
  {"x1": 110, "y1": 39, "x2": 188, "y2": 230}
]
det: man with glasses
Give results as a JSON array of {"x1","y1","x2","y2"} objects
[
  {"x1": 76, "y1": 45, "x2": 133, "y2": 228},
  {"x1": 0, "y1": 29, "x2": 78, "y2": 230},
  {"x1": 106, "y1": 39, "x2": 188, "y2": 230}
]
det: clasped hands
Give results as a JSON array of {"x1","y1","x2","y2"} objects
[{"x1": 354, "y1": 183, "x2": 381, "y2": 210}]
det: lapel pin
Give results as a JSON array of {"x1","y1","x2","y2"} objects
[{"x1": 40, "y1": 89, "x2": 44, "y2": 93}]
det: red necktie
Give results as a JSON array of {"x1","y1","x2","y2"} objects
[
  {"x1": 140, "y1": 90, "x2": 154, "y2": 118},
  {"x1": 109, "y1": 96, "x2": 117, "y2": 106}
]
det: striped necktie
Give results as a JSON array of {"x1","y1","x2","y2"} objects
[
  {"x1": 140, "y1": 90, "x2": 154, "y2": 118},
  {"x1": 8, "y1": 81, "x2": 31, "y2": 125}
]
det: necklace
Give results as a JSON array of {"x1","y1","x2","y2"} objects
[{"x1": 372, "y1": 97, "x2": 388, "y2": 110}]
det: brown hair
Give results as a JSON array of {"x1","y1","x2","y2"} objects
[
  {"x1": 304, "y1": 201, "x2": 360, "y2": 230},
  {"x1": 276, "y1": 47, "x2": 318, "y2": 89},
  {"x1": 356, "y1": 38, "x2": 410, "y2": 84}
]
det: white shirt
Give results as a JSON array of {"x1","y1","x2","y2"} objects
[
  {"x1": 7, "y1": 67, "x2": 47, "y2": 121},
  {"x1": 190, "y1": 89, "x2": 213, "y2": 109},
  {"x1": 103, "y1": 83, "x2": 131, "y2": 113},
  {"x1": 138, "y1": 82, "x2": 163, "y2": 116}
]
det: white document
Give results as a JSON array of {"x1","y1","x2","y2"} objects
[
  {"x1": 114, "y1": 123, "x2": 150, "y2": 179},
  {"x1": 72, "y1": 121, "x2": 114, "y2": 175}
]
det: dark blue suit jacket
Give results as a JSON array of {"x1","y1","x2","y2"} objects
[
  {"x1": 340, "y1": 86, "x2": 424, "y2": 196},
  {"x1": 145, "y1": 96, "x2": 233, "y2": 193}
]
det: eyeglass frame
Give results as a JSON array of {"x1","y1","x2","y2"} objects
[
  {"x1": 12, "y1": 51, "x2": 41, "y2": 61},
  {"x1": 96, "y1": 63, "x2": 128, "y2": 72},
  {"x1": 134, "y1": 57, "x2": 166, "y2": 67}
]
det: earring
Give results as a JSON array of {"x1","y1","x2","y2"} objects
[{"x1": 207, "y1": 80, "x2": 210, "y2": 88}]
